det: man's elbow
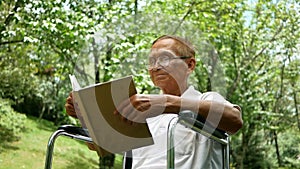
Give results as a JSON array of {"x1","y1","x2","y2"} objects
[
  {"x1": 227, "y1": 108, "x2": 243, "y2": 135},
  {"x1": 228, "y1": 118, "x2": 243, "y2": 135}
]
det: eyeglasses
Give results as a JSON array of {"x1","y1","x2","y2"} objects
[{"x1": 148, "y1": 55, "x2": 191, "y2": 70}]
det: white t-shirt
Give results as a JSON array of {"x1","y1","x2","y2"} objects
[{"x1": 126, "y1": 86, "x2": 235, "y2": 169}]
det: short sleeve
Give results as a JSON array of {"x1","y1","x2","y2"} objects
[{"x1": 200, "y1": 92, "x2": 241, "y2": 112}]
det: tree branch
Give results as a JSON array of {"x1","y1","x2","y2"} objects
[
  {"x1": 244, "y1": 23, "x2": 284, "y2": 68},
  {"x1": 172, "y1": 1, "x2": 202, "y2": 34},
  {"x1": 4, "y1": 0, "x2": 23, "y2": 25},
  {"x1": 228, "y1": 22, "x2": 285, "y2": 98},
  {"x1": 0, "y1": 39, "x2": 24, "y2": 46},
  {"x1": 0, "y1": 0, "x2": 24, "y2": 34},
  {"x1": 226, "y1": 54, "x2": 241, "y2": 99}
]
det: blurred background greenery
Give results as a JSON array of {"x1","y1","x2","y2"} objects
[{"x1": 0, "y1": 0, "x2": 299, "y2": 168}]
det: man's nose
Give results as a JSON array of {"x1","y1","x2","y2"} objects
[{"x1": 151, "y1": 62, "x2": 163, "y2": 71}]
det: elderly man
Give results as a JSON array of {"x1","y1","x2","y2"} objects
[{"x1": 65, "y1": 35, "x2": 243, "y2": 169}]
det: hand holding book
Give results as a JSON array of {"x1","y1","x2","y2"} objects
[
  {"x1": 65, "y1": 92, "x2": 77, "y2": 118},
  {"x1": 114, "y1": 94, "x2": 169, "y2": 125}
]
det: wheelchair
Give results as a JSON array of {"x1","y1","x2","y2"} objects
[{"x1": 44, "y1": 110, "x2": 229, "y2": 169}]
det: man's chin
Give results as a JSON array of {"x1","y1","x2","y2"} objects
[
  {"x1": 154, "y1": 81, "x2": 169, "y2": 89},
  {"x1": 154, "y1": 77, "x2": 168, "y2": 84}
]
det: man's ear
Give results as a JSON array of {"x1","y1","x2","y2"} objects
[{"x1": 187, "y1": 58, "x2": 196, "y2": 74}]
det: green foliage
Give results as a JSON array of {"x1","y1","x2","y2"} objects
[
  {"x1": 278, "y1": 129, "x2": 300, "y2": 168},
  {"x1": 232, "y1": 130, "x2": 273, "y2": 168},
  {"x1": 0, "y1": 98, "x2": 26, "y2": 143}
]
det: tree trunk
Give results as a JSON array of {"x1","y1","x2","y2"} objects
[
  {"x1": 273, "y1": 131, "x2": 282, "y2": 166},
  {"x1": 92, "y1": 39, "x2": 100, "y2": 83},
  {"x1": 99, "y1": 154, "x2": 115, "y2": 169},
  {"x1": 293, "y1": 91, "x2": 300, "y2": 130}
]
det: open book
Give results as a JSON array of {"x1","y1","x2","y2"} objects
[{"x1": 69, "y1": 75, "x2": 154, "y2": 157}]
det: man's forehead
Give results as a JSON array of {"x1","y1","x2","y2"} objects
[
  {"x1": 152, "y1": 38, "x2": 176, "y2": 49},
  {"x1": 149, "y1": 49, "x2": 176, "y2": 57}
]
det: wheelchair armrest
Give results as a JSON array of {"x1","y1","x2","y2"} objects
[
  {"x1": 178, "y1": 110, "x2": 228, "y2": 139},
  {"x1": 168, "y1": 110, "x2": 230, "y2": 169},
  {"x1": 58, "y1": 125, "x2": 90, "y2": 137},
  {"x1": 45, "y1": 125, "x2": 92, "y2": 169}
]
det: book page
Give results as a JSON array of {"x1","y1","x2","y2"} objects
[
  {"x1": 69, "y1": 74, "x2": 88, "y2": 130},
  {"x1": 69, "y1": 74, "x2": 81, "y2": 91}
]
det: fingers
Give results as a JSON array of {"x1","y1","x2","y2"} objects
[
  {"x1": 114, "y1": 94, "x2": 168, "y2": 124},
  {"x1": 114, "y1": 94, "x2": 151, "y2": 124},
  {"x1": 86, "y1": 142, "x2": 97, "y2": 151},
  {"x1": 65, "y1": 104, "x2": 77, "y2": 118},
  {"x1": 65, "y1": 92, "x2": 78, "y2": 118},
  {"x1": 115, "y1": 96, "x2": 132, "y2": 114},
  {"x1": 120, "y1": 99, "x2": 136, "y2": 121},
  {"x1": 126, "y1": 104, "x2": 149, "y2": 123},
  {"x1": 114, "y1": 97, "x2": 135, "y2": 124}
]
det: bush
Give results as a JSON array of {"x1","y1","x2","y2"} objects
[
  {"x1": 279, "y1": 129, "x2": 300, "y2": 168},
  {"x1": 0, "y1": 98, "x2": 27, "y2": 143}
]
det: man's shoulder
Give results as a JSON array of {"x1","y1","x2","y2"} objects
[
  {"x1": 200, "y1": 91, "x2": 226, "y2": 101},
  {"x1": 183, "y1": 87, "x2": 226, "y2": 102},
  {"x1": 201, "y1": 91, "x2": 222, "y2": 96}
]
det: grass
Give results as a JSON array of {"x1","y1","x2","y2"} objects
[{"x1": 0, "y1": 116, "x2": 123, "y2": 169}]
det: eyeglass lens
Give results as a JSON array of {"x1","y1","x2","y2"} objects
[{"x1": 148, "y1": 55, "x2": 171, "y2": 69}]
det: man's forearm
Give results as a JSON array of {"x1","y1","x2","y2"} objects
[{"x1": 165, "y1": 95, "x2": 243, "y2": 134}]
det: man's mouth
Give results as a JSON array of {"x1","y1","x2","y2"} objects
[{"x1": 155, "y1": 73, "x2": 169, "y2": 80}]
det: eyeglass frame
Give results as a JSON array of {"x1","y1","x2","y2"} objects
[{"x1": 147, "y1": 54, "x2": 192, "y2": 70}]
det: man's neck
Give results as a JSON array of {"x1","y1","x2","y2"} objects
[{"x1": 162, "y1": 84, "x2": 188, "y2": 96}]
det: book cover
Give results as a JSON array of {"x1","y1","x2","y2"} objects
[{"x1": 69, "y1": 75, "x2": 154, "y2": 157}]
